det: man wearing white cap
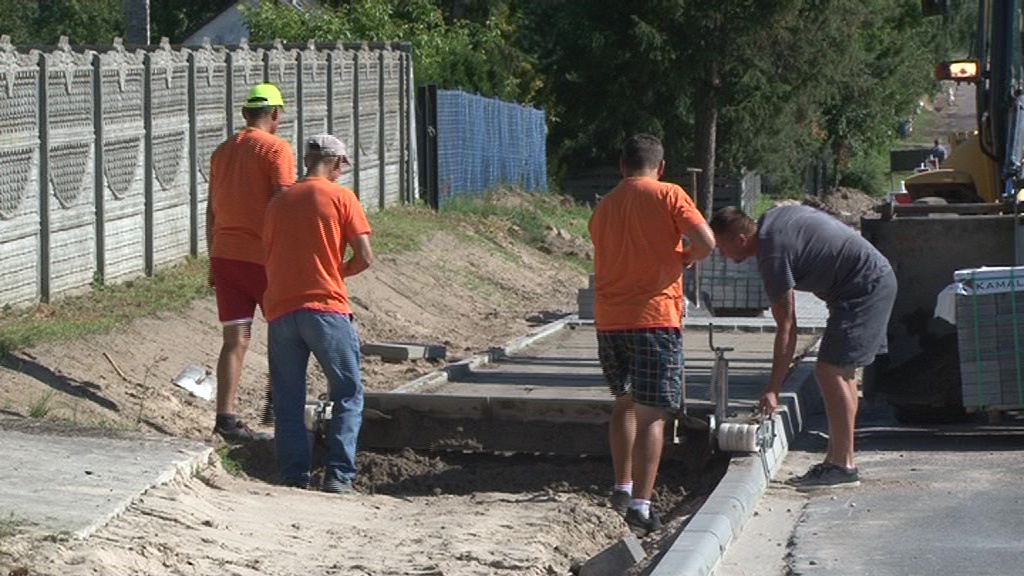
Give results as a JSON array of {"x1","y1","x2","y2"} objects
[{"x1": 262, "y1": 134, "x2": 374, "y2": 492}]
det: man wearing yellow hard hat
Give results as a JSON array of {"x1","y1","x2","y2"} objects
[{"x1": 206, "y1": 82, "x2": 295, "y2": 443}]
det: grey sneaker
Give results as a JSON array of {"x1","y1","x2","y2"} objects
[
  {"x1": 213, "y1": 419, "x2": 273, "y2": 443},
  {"x1": 322, "y1": 476, "x2": 355, "y2": 494},
  {"x1": 787, "y1": 462, "x2": 860, "y2": 492},
  {"x1": 624, "y1": 508, "x2": 662, "y2": 537},
  {"x1": 610, "y1": 490, "x2": 631, "y2": 515}
]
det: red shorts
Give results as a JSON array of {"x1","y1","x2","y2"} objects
[{"x1": 211, "y1": 257, "x2": 267, "y2": 324}]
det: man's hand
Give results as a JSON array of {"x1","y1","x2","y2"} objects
[
  {"x1": 759, "y1": 390, "x2": 780, "y2": 415},
  {"x1": 682, "y1": 251, "x2": 697, "y2": 269}
]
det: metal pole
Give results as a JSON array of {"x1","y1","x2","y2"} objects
[{"x1": 687, "y1": 167, "x2": 704, "y2": 308}]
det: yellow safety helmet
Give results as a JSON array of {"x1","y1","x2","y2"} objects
[{"x1": 243, "y1": 82, "x2": 285, "y2": 108}]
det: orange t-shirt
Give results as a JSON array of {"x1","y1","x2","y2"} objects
[
  {"x1": 209, "y1": 127, "x2": 296, "y2": 264},
  {"x1": 588, "y1": 176, "x2": 707, "y2": 330},
  {"x1": 262, "y1": 176, "x2": 372, "y2": 322}
]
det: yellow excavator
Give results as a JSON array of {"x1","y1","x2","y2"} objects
[{"x1": 861, "y1": 0, "x2": 1024, "y2": 422}]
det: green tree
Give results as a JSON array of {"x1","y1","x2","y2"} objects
[
  {"x1": 151, "y1": 0, "x2": 236, "y2": 43},
  {"x1": 242, "y1": 0, "x2": 540, "y2": 103}
]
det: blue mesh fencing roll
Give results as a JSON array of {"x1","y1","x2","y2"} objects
[{"x1": 435, "y1": 90, "x2": 546, "y2": 206}]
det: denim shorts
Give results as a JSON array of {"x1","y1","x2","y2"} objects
[
  {"x1": 820, "y1": 270, "x2": 898, "y2": 368},
  {"x1": 596, "y1": 327, "x2": 684, "y2": 410}
]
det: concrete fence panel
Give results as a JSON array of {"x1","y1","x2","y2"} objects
[
  {"x1": 329, "y1": 45, "x2": 356, "y2": 190},
  {"x1": 355, "y1": 45, "x2": 381, "y2": 213},
  {"x1": 0, "y1": 37, "x2": 41, "y2": 305},
  {"x1": 146, "y1": 39, "x2": 191, "y2": 271},
  {"x1": 382, "y1": 47, "x2": 402, "y2": 209},
  {"x1": 297, "y1": 41, "x2": 328, "y2": 174},
  {"x1": 0, "y1": 38, "x2": 414, "y2": 307},
  {"x1": 43, "y1": 38, "x2": 96, "y2": 299},
  {"x1": 97, "y1": 39, "x2": 146, "y2": 284},
  {"x1": 190, "y1": 40, "x2": 228, "y2": 257}
]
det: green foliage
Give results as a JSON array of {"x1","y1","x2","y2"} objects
[
  {"x1": 0, "y1": 0, "x2": 237, "y2": 45},
  {"x1": 839, "y1": 143, "x2": 890, "y2": 196},
  {"x1": 243, "y1": 0, "x2": 541, "y2": 103},
  {"x1": 151, "y1": 0, "x2": 236, "y2": 43}
]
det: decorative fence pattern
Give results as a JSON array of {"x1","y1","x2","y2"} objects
[
  {"x1": 417, "y1": 86, "x2": 546, "y2": 208},
  {"x1": 0, "y1": 36, "x2": 415, "y2": 305}
]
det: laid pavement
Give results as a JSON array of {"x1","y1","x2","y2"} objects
[
  {"x1": 717, "y1": 406, "x2": 1024, "y2": 576},
  {"x1": 0, "y1": 422, "x2": 211, "y2": 539}
]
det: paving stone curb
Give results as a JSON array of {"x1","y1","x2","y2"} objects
[{"x1": 649, "y1": 347, "x2": 823, "y2": 576}]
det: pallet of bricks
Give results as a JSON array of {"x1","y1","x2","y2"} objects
[{"x1": 955, "y1": 266, "x2": 1024, "y2": 411}]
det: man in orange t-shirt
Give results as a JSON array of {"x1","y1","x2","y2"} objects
[
  {"x1": 588, "y1": 134, "x2": 715, "y2": 535},
  {"x1": 263, "y1": 134, "x2": 374, "y2": 492},
  {"x1": 206, "y1": 82, "x2": 296, "y2": 442}
]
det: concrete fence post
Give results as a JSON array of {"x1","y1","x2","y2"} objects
[
  {"x1": 142, "y1": 49, "x2": 154, "y2": 275},
  {"x1": 92, "y1": 51, "x2": 105, "y2": 281},
  {"x1": 352, "y1": 49, "x2": 361, "y2": 197},
  {"x1": 37, "y1": 50, "x2": 50, "y2": 301},
  {"x1": 187, "y1": 50, "x2": 198, "y2": 258},
  {"x1": 377, "y1": 48, "x2": 386, "y2": 212}
]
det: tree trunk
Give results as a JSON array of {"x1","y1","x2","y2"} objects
[{"x1": 694, "y1": 60, "x2": 720, "y2": 220}]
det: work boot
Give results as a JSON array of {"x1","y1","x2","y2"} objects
[
  {"x1": 213, "y1": 417, "x2": 273, "y2": 443},
  {"x1": 624, "y1": 508, "x2": 662, "y2": 537},
  {"x1": 322, "y1": 476, "x2": 356, "y2": 495},
  {"x1": 786, "y1": 462, "x2": 860, "y2": 492},
  {"x1": 610, "y1": 489, "x2": 631, "y2": 516}
]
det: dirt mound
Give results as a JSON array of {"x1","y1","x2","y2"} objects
[
  {"x1": 0, "y1": 226, "x2": 587, "y2": 442},
  {"x1": 802, "y1": 187, "x2": 882, "y2": 227}
]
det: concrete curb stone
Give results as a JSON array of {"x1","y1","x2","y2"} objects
[{"x1": 649, "y1": 347, "x2": 823, "y2": 576}]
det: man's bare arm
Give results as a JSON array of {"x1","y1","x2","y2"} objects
[
  {"x1": 342, "y1": 233, "x2": 374, "y2": 278},
  {"x1": 768, "y1": 288, "x2": 798, "y2": 394},
  {"x1": 683, "y1": 221, "x2": 716, "y2": 265}
]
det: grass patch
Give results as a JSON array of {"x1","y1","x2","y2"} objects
[
  {"x1": 0, "y1": 257, "x2": 211, "y2": 356},
  {"x1": 442, "y1": 190, "x2": 592, "y2": 249},
  {"x1": 367, "y1": 203, "x2": 442, "y2": 254},
  {"x1": 27, "y1": 390, "x2": 55, "y2": 419},
  {"x1": 217, "y1": 446, "x2": 244, "y2": 476}
]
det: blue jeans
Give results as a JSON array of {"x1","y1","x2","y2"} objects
[{"x1": 268, "y1": 309, "x2": 364, "y2": 485}]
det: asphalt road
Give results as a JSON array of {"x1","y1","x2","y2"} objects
[{"x1": 718, "y1": 405, "x2": 1024, "y2": 576}]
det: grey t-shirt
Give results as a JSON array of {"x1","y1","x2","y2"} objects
[{"x1": 757, "y1": 205, "x2": 891, "y2": 305}]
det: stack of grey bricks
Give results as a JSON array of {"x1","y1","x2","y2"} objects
[
  {"x1": 957, "y1": 290, "x2": 1024, "y2": 408},
  {"x1": 578, "y1": 274, "x2": 595, "y2": 320},
  {"x1": 684, "y1": 251, "x2": 769, "y2": 316}
]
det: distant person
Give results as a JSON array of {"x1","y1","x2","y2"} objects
[
  {"x1": 589, "y1": 134, "x2": 716, "y2": 535},
  {"x1": 263, "y1": 134, "x2": 374, "y2": 492},
  {"x1": 930, "y1": 139, "x2": 948, "y2": 163},
  {"x1": 897, "y1": 118, "x2": 913, "y2": 140},
  {"x1": 710, "y1": 205, "x2": 896, "y2": 491},
  {"x1": 207, "y1": 82, "x2": 295, "y2": 442}
]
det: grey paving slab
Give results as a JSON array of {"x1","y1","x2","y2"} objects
[
  {"x1": 0, "y1": 424, "x2": 211, "y2": 539},
  {"x1": 433, "y1": 325, "x2": 818, "y2": 415},
  {"x1": 684, "y1": 292, "x2": 829, "y2": 332}
]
